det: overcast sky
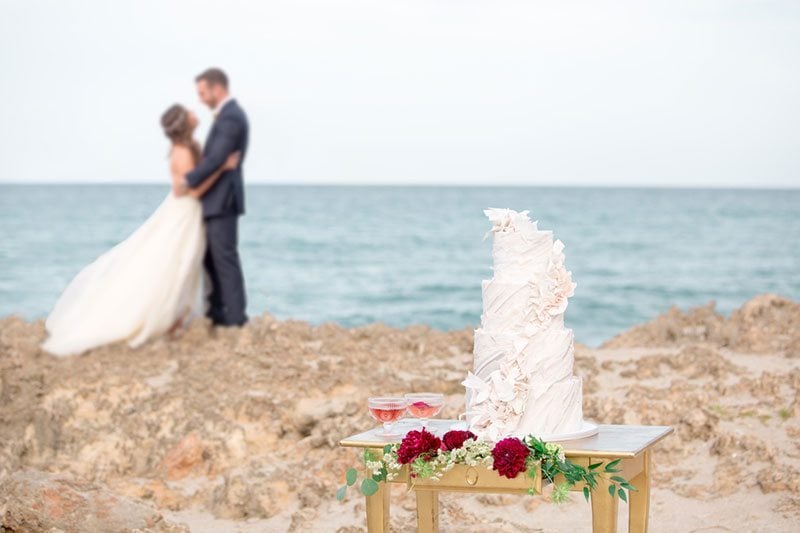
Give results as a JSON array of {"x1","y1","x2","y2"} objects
[{"x1": 0, "y1": 0, "x2": 798, "y2": 187}]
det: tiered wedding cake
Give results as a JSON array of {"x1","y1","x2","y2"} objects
[{"x1": 463, "y1": 208, "x2": 591, "y2": 442}]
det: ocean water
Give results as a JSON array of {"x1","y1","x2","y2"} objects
[{"x1": 1, "y1": 185, "x2": 798, "y2": 346}]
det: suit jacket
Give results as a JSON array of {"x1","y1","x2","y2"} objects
[{"x1": 186, "y1": 99, "x2": 248, "y2": 218}]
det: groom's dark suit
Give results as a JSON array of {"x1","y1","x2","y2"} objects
[{"x1": 186, "y1": 98, "x2": 248, "y2": 326}]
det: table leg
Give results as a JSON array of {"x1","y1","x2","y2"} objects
[
  {"x1": 591, "y1": 467, "x2": 619, "y2": 533},
  {"x1": 628, "y1": 450, "x2": 651, "y2": 533},
  {"x1": 365, "y1": 481, "x2": 390, "y2": 532},
  {"x1": 416, "y1": 490, "x2": 439, "y2": 533}
]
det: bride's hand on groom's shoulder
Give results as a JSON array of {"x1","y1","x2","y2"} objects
[{"x1": 224, "y1": 152, "x2": 241, "y2": 171}]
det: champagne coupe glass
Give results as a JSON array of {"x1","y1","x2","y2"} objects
[
  {"x1": 404, "y1": 393, "x2": 444, "y2": 429},
  {"x1": 368, "y1": 396, "x2": 408, "y2": 438}
]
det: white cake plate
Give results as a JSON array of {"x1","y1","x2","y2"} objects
[
  {"x1": 449, "y1": 419, "x2": 599, "y2": 442},
  {"x1": 527, "y1": 420, "x2": 599, "y2": 442},
  {"x1": 386, "y1": 419, "x2": 599, "y2": 443}
]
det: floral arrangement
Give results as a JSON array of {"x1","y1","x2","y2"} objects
[{"x1": 337, "y1": 428, "x2": 634, "y2": 503}]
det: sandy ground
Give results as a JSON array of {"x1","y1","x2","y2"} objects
[{"x1": 1, "y1": 294, "x2": 798, "y2": 532}]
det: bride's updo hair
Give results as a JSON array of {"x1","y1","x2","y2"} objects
[{"x1": 160, "y1": 104, "x2": 200, "y2": 163}]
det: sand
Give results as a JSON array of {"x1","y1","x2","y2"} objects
[{"x1": 1, "y1": 294, "x2": 798, "y2": 532}]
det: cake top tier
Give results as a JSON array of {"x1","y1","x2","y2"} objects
[{"x1": 485, "y1": 208, "x2": 555, "y2": 280}]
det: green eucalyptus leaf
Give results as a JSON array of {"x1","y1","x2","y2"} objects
[
  {"x1": 345, "y1": 468, "x2": 358, "y2": 486},
  {"x1": 336, "y1": 485, "x2": 347, "y2": 501},
  {"x1": 618, "y1": 488, "x2": 627, "y2": 503},
  {"x1": 608, "y1": 484, "x2": 616, "y2": 498},
  {"x1": 361, "y1": 478, "x2": 379, "y2": 496},
  {"x1": 610, "y1": 476, "x2": 626, "y2": 483},
  {"x1": 588, "y1": 462, "x2": 603, "y2": 470},
  {"x1": 604, "y1": 459, "x2": 622, "y2": 473},
  {"x1": 583, "y1": 486, "x2": 590, "y2": 502}
]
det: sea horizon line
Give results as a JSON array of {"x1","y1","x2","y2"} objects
[{"x1": 2, "y1": 181, "x2": 799, "y2": 191}]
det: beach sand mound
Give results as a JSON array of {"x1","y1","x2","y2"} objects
[
  {"x1": 602, "y1": 293, "x2": 800, "y2": 356},
  {"x1": 1, "y1": 295, "x2": 799, "y2": 531}
]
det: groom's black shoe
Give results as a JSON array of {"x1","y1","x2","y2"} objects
[{"x1": 207, "y1": 306, "x2": 247, "y2": 327}]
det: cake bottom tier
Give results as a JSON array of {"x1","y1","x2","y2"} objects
[{"x1": 515, "y1": 376, "x2": 583, "y2": 437}]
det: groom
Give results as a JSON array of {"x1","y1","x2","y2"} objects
[{"x1": 184, "y1": 67, "x2": 248, "y2": 327}]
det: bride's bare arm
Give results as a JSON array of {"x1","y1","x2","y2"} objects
[{"x1": 170, "y1": 146, "x2": 240, "y2": 198}]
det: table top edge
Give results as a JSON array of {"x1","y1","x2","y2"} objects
[{"x1": 339, "y1": 424, "x2": 674, "y2": 457}]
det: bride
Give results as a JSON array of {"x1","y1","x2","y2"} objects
[{"x1": 41, "y1": 104, "x2": 240, "y2": 357}]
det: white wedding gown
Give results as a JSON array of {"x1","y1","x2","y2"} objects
[{"x1": 42, "y1": 193, "x2": 206, "y2": 357}]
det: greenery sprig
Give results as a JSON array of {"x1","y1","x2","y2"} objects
[
  {"x1": 523, "y1": 435, "x2": 636, "y2": 503},
  {"x1": 337, "y1": 447, "x2": 392, "y2": 501}
]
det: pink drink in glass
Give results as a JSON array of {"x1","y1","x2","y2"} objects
[
  {"x1": 368, "y1": 397, "x2": 408, "y2": 438},
  {"x1": 405, "y1": 393, "x2": 444, "y2": 428}
]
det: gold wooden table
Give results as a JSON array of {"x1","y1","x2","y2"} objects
[{"x1": 339, "y1": 420, "x2": 673, "y2": 533}]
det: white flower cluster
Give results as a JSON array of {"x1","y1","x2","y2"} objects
[
  {"x1": 366, "y1": 458, "x2": 384, "y2": 476},
  {"x1": 544, "y1": 442, "x2": 566, "y2": 463},
  {"x1": 381, "y1": 445, "x2": 402, "y2": 481},
  {"x1": 415, "y1": 438, "x2": 497, "y2": 481},
  {"x1": 445, "y1": 438, "x2": 495, "y2": 469}
]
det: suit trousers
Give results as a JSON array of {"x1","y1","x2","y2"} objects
[{"x1": 203, "y1": 214, "x2": 248, "y2": 326}]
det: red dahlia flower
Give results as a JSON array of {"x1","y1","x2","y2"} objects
[
  {"x1": 441, "y1": 430, "x2": 478, "y2": 451},
  {"x1": 492, "y1": 437, "x2": 530, "y2": 478},
  {"x1": 397, "y1": 428, "x2": 442, "y2": 464}
]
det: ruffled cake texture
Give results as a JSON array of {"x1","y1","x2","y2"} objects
[{"x1": 464, "y1": 208, "x2": 581, "y2": 441}]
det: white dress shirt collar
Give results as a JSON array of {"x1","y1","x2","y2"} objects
[{"x1": 213, "y1": 95, "x2": 233, "y2": 117}]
